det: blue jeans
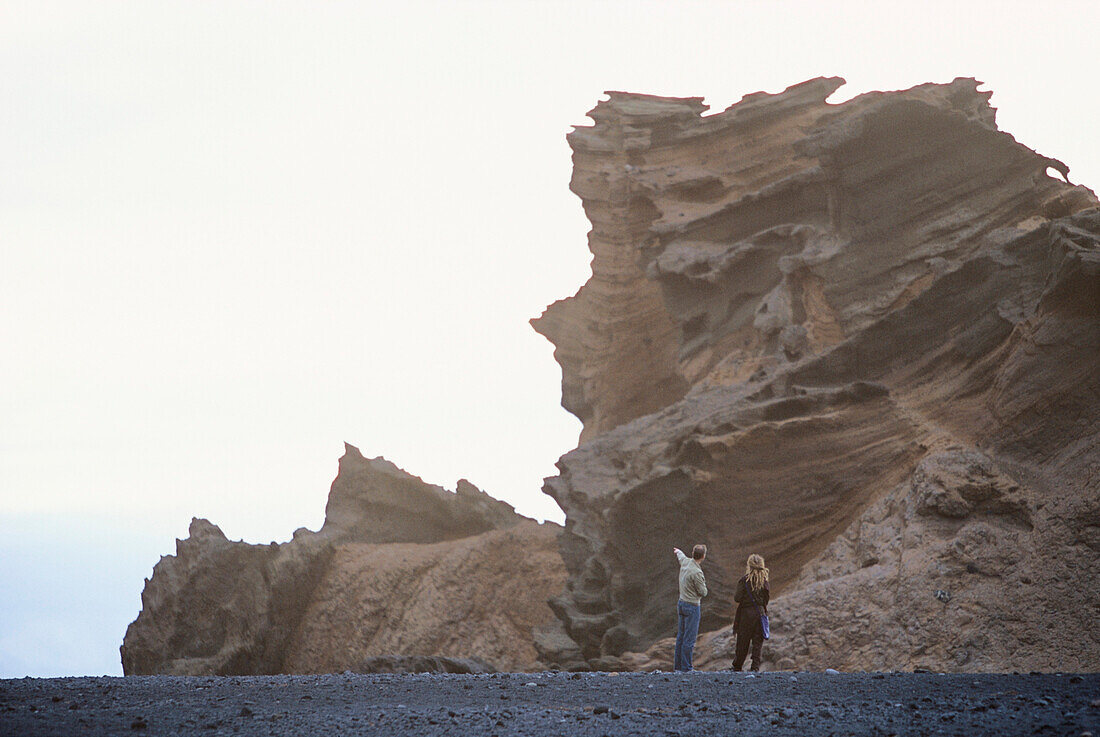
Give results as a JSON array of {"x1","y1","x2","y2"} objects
[{"x1": 674, "y1": 600, "x2": 701, "y2": 671}]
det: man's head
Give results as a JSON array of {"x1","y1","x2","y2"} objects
[{"x1": 692, "y1": 544, "x2": 707, "y2": 562}]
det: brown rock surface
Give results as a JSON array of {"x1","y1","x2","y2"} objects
[
  {"x1": 119, "y1": 517, "x2": 334, "y2": 676},
  {"x1": 534, "y1": 78, "x2": 1099, "y2": 671},
  {"x1": 121, "y1": 444, "x2": 565, "y2": 674},
  {"x1": 284, "y1": 522, "x2": 565, "y2": 672}
]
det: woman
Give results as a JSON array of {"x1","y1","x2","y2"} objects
[{"x1": 731, "y1": 553, "x2": 770, "y2": 672}]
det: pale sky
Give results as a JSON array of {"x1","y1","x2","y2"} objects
[{"x1": 2, "y1": 0, "x2": 1097, "y2": 677}]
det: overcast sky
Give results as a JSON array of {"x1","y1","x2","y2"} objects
[{"x1": 2, "y1": 0, "x2": 1097, "y2": 678}]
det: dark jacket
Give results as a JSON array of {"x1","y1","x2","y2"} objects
[{"x1": 733, "y1": 575, "x2": 770, "y2": 634}]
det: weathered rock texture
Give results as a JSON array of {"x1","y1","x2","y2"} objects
[
  {"x1": 533, "y1": 78, "x2": 1099, "y2": 671},
  {"x1": 121, "y1": 444, "x2": 565, "y2": 674},
  {"x1": 283, "y1": 523, "x2": 564, "y2": 673}
]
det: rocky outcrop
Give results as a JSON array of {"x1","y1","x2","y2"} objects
[
  {"x1": 534, "y1": 78, "x2": 1100, "y2": 671},
  {"x1": 121, "y1": 444, "x2": 565, "y2": 674},
  {"x1": 318, "y1": 451, "x2": 522, "y2": 542},
  {"x1": 118, "y1": 517, "x2": 334, "y2": 676},
  {"x1": 283, "y1": 522, "x2": 565, "y2": 673}
]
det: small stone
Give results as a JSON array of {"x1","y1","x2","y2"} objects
[
  {"x1": 593, "y1": 705, "x2": 610, "y2": 715},
  {"x1": 825, "y1": 668, "x2": 840, "y2": 675},
  {"x1": 1069, "y1": 676, "x2": 1083, "y2": 683},
  {"x1": 789, "y1": 676, "x2": 797, "y2": 682},
  {"x1": 610, "y1": 710, "x2": 621, "y2": 719},
  {"x1": 239, "y1": 707, "x2": 253, "y2": 717},
  {"x1": 130, "y1": 718, "x2": 148, "y2": 730}
]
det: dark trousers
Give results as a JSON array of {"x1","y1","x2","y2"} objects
[
  {"x1": 674, "y1": 600, "x2": 701, "y2": 671},
  {"x1": 732, "y1": 621, "x2": 764, "y2": 671}
]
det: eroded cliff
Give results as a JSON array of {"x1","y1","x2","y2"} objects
[
  {"x1": 123, "y1": 77, "x2": 1097, "y2": 676},
  {"x1": 121, "y1": 444, "x2": 565, "y2": 674},
  {"x1": 534, "y1": 78, "x2": 1099, "y2": 671}
]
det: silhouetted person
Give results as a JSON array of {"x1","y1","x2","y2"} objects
[
  {"x1": 731, "y1": 553, "x2": 770, "y2": 672},
  {"x1": 673, "y1": 544, "x2": 708, "y2": 671}
]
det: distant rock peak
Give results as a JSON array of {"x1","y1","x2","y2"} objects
[{"x1": 321, "y1": 443, "x2": 524, "y2": 542}]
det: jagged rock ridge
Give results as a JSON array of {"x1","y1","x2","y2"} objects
[
  {"x1": 121, "y1": 444, "x2": 566, "y2": 675},
  {"x1": 533, "y1": 78, "x2": 1099, "y2": 671}
]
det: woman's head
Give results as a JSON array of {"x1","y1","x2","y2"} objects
[{"x1": 744, "y1": 554, "x2": 769, "y2": 592}]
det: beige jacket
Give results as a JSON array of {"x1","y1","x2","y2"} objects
[{"x1": 675, "y1": 550, "x2": 708, "y2": 605}]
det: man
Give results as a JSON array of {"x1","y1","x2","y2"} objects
[{"x1": 672, "y1": 544, "x2": 708, "y2": 671}]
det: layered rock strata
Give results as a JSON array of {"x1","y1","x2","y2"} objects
[
  {"x1": 533, "y1": 78, "x2": 1099, "y2": 671},
  {"x1": 121, "y1": 444, "x2": 565, "y2": 674}
]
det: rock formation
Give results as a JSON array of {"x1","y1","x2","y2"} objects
[
  {"x1": 533, "y1": 78, "x2": 1099, "y2": 671},
  {"x1": 282, "y1": 522, "x2": 564, "y2": 673},
  {"x1": 124, "y1": 77, "x2": 1097, "y2": 676},
  {"x1": 121, "y1": 444, "x2": 566, "y2": 674}
]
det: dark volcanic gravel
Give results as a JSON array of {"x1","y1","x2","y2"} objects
[{"x1": 1, "y1": 671, "x2": 1097, "y2": 736}]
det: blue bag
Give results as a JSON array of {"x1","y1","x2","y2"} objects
[{"x1": 746, "y1": 581, "x2": 770, "y2": 640}]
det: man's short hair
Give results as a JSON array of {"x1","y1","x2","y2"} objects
[{"x1": 692, "y1": 544, "x2": 707, "y2": 560}]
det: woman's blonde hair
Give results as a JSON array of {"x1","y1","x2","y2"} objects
[{"x1": 745, "y1": 554, "x2": 769, "y2": 593}]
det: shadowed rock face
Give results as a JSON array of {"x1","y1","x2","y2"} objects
[
  {"x1": 119, "y1": 518, "x2": 335, "y2": 676},
  {"x1": 121, "y1": 445, "x2": 565, "y2": 675},
  {"x1": 319, "y1": 446, "x2": 523, "y2": 543},
  {"x1": 534, "y1": 78, "x2": 1099, "y2": 671}
]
